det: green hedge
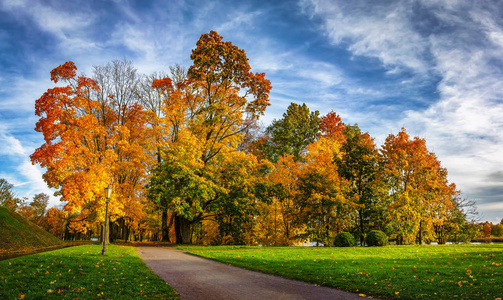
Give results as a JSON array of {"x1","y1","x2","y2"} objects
[
  {"x1": 334, "y1": 232, "x2": 356, "y2": 247},
  {"x1": 365, "y1": 230, "x2": 388, "y2": 246}
]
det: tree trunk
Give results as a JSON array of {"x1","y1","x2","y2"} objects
[
  {"x1": 109, "y1": 219, "x2": 115, "y2": 243},
  {"x1": 417, "y1": 220, "x2": 423, "y2": 245},
  {"x1": 161, "y1": 209, "x2": 170, "y2": 242},
  {"x1": 175, "y1": 215, "x2": 182, "y2": 244},
  {"x1": 175, "y1": 215, "x2": 192, "y2": 244},
  {"x1": 359, "y1": 209, "x2": 364, "y2": 245},
  {"x1": 181, "y1": 217, "x2": 192, "y2": 244}
]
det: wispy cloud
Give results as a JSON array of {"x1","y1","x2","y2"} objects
[
  {"x1": 0, "y1": 123, "x2": 57, "y2": 205},
  {"x1": 300, "y1": 0, "x2": 503, "y2": 222},
  {"x1": 0, "y1": 0, "x2": 97, "y2": 51},
  {"x1": 300, "y1": 0, "x2": 432, "y2": 74}
]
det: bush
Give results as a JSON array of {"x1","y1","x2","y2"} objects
[
  {"x1": 334, "y1": 232, "x2": 356, "y2": 247},
  {"x1": 365, "y1": 230, "x2": 388, "y2": 246}
]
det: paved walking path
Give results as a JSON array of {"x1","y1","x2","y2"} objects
[{"x1": 137, "y1": 246, "x2": 366, "y2": 300}]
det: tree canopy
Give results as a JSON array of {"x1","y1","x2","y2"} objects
[{"x1": 27, "y1": 31, "x2": 480, "y2": 246}]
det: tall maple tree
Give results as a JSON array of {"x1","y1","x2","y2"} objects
[
  {"x1": 148, "y1": 31, "x2": 271, "y2": 244},
  {"x1": 30, "y1": 61, "x2": 110, "y2": 231}
]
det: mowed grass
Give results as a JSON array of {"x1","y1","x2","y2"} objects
[
  {"x1": 182, "y1": 244, "x2": 503, "y2": 299},
  {"x1": 0, "y1": 244, "x2": 178, "y2": 299}
]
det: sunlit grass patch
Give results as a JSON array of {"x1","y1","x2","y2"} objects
[
  {"x1": 181, "y1": 244, "x2": 503, "y2": 299},
  {"x1": 0, "y1": 244, "x2": 178, "y2": 299}
]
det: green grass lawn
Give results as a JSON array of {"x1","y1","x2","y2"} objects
[
  {"x1": 181, "y1": 244, "x2": 503, "y2": 299},
  {"x1": 0, "y1": 244, "x2": 178, "y2": 300}
]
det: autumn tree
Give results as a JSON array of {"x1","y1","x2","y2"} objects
[
  {"x1": 250, "y1": 153, "x2": 304, "y2": 246},
  {"x1": 41, "y1": 207, "x2": 65, "y2": 238},
  {"x1": 30, "y1": 61, "x2": 107, "y2": 231},
  {"x1": 16, "y1": 197, "x2": 35, "y2": 220},
  {"x1": 31, "y1": 60, "x2": 153, "y2": 244},
  {"x1": 92, "y1": 59, "x2": 152, "y2": 242},
  {"x1": 296, "y1": 137, "x2": 353, "y2": 245},
  {"x1": 263, "y1": 102, "x2": 320, "y2": 163},
  {"x1": 319, "y1": 110, "x2": 346, "y2": 144},
  {"x1": 137, "y1": 71, "x2": 173, "y2": 241},
  {"x1": 379, "y1": 128, "x2": 457, "y2": 245},
  {"x1": 17, "y1": 193, "x2": 50, "y2": 226},
  {"x1": 148, "y1": 31, "x2": 271, "y2": 244},
  {"x1": 31, "y1": 193, "x2": 49, "y2": 221},
  {"x1": 483, "y1": 222, "x2": 492, "y2": 237}
]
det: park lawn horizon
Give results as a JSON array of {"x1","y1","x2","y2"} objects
[
  {"x1": 181, "y1": 244, "x2": 503, "y2": 299},
  {"x1": 0, "y1": 244, "x2": 178, "y2": 299}
]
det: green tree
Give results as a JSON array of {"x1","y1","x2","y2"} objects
[
  {"x1": 213, "y1": 152, "x2": 265, "y2": 245},
  {"x1": 336, "y1": 124, "x2": 382, "y2": 244},
  {"x1": 491, "y1": 223, "x2": 503, "y2": 237},
  {"x1": 0, "y1": 178, "x2": 20, "y2": 209},
  {"x1": 264, "y1": 103, "x2": 320, "y2": 162}
]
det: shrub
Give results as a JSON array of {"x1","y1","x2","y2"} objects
[
  {"x1": 334, "y1": 232, "x2": 356, "y2": 247},
  {"x1": 365, "y1": 230, "x2": 388, "y2": 246}
]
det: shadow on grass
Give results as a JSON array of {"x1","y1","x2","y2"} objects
[{"x1": 0, "y1": 241, "x2": 95, "y2": 261}]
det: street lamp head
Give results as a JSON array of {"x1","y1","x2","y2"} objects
[{"x1": 104, "y1": 185, "x2": 112, "y2": 200}]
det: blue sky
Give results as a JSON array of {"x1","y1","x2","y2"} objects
[{"x1": 1, "y1": 0, "x2": 502, "y2": 223}]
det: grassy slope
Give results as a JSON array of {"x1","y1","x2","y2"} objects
[
  {"x1": 0, "y1": 244, "x2": 178, "y2": 299},
  {"x1": 182, "y1": 245, "x2": 503, "y2": 300},
  {"x1": 0, "y1": 207, "x2": 63, "y2": 253}
]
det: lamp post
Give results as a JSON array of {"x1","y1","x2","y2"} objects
[{"x1": 102, "y1": 185, "x2": 112, "y2": 255}]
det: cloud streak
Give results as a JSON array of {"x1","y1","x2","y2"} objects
[{"x1": 300, "y1": 0, "x2": 503, "y2": 221}]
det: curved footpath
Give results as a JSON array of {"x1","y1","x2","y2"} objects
[{"x1": 137, "y1": 246, "x2": 368, "y2": 300}]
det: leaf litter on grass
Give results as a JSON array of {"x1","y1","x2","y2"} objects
[{"x1": 0, "y1": 244, "x2": 178, "y2": 299}]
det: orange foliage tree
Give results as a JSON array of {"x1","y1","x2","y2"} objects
[
  {"x1": 296, "y1": 137, "x2": 353, "y2": 245},
  {"x1": 379, "y1": 128, "x2": 458, "y2": 245},
  {"x1": 254, "y1": 154, "x2": 303, "y2": 245},
  {"x1": 31, "y1": 60, "x2": 151, "y2": 242}
]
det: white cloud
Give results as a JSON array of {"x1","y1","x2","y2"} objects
[
  {"x1": 300, "y1": 0, "x2": 430, "y2": 73},
  {"x1": 300, "y1": 0, "x2": 503, "y2": 220},
  {"x1": 0, "y1": 124, "x2": 59, "y2": 206},
  {"x1": 0, "y1": 0, "x2": 97, "y2": 51},
  {"x1": 0, "y1": 125, "x2": 26, "y2": 156}
]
